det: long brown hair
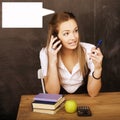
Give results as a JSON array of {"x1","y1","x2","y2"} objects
[{"x1": 46, "y1": 12, "x2": 88, "y2": 77}]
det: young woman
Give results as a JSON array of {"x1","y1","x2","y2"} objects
[{"x1": 40, "y1": 12, "x2": 103, "y2": 97}]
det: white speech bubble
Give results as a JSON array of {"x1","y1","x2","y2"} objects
[{"x1": 2, "y1": 2, "x2": 55, "y2": 28}]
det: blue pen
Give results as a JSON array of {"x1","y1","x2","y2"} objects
[
  {"x1": 96, "y1": 39, "x2": 102, "y2": 49},
  {"x1": 91, "y1": 39, "x2": 102, "y2": 55}
]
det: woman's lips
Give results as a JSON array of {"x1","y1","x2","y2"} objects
[{"x1": 69, "y1": 41, "x2": 77, "y2": 46}]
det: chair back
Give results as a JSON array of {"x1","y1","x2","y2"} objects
[{"x1": 37, "y1": 69, "x2": 46, "y2": 93}]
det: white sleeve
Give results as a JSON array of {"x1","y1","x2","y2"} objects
[
  {"x1": 39, "y1": 48, "x2": 48, "y2": 76},
  {"x1": 81, "y1": 42, "x2": 95, "y2": 76},
  {"x1": 87, "y1": 59, "x2": 94, "y2": 76},
  {"x1": 85, "y1": 45, "x2": 95, "y2": 76}
]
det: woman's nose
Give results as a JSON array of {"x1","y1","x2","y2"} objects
[{"x1": 70, "y1": 33, "x2": 76, "y2": 39}]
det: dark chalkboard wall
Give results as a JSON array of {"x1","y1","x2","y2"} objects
[{"x1": 0, "y1": 0, "x2": 120, "y2": 120}]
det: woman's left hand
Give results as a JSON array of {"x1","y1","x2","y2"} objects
[{"x1": 89, "y1": 47, "x2": 103, "y2": 70}]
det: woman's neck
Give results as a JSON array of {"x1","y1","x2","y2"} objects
[
  {"x1": 60, "y1": 48, "x2": 76, "y2": 56},
  {"x1": 60, "y1": 48, "x2": 78, "y2": 73}
]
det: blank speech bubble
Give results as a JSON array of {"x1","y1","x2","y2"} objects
[{"x1": 2, "y1": 2, "x2": 55, "y2": 28}]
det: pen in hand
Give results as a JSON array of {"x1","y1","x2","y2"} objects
[
  {"x1": 96, "y1": 39, "x2": 102, "y2": 49},
  {"x1": 91, "y1": 39, "x2": 103, "y2": 56}
]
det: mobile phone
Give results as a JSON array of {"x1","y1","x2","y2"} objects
[
  {"x1": 53, "y1": 32, "x2": 59, "y2": 41},
  {"x1": 52, "y1": 32, "x2": 61, "y2": 48}
]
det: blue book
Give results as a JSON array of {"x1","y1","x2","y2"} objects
[{"x1": 33, "y1": 93, "x2": 63, "y2": 102}]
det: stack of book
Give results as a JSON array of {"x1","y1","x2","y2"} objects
[{"x1": 32, "y1": 93, "x2": 65, "y2": 114}]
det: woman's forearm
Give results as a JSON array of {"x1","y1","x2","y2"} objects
[
  {"x1": 45, "y1": 63, "x2": 60, "y2": 94},
  {"x1": 87, "y1": 76, "x2": 101, "y2": 97},
  {"x1": 87, "y1": 69, "x2": 102, "y2": 97}
]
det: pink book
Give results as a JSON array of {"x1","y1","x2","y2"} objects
[{"x1": 33, "y1": 93, "x2": 63, "y2": 102}]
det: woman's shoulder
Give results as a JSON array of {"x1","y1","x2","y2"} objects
[
  {"x1": 80, "y1": 42, "x2": 95, "y2": 48},
  {"x1": 39, "y1": 47, "x2": 47, "y2": 58},
  {"x1": 80, "y1": 42, "x2": 95, "y2": 53},
  {"x1": 40, "y1": 47, "x2": 47, "y2": 53}
]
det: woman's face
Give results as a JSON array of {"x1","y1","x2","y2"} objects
[{"x1": 58, "y1": 19, "x2": 79, "y2": 50}]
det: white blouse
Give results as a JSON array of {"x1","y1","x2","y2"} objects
[{"x1": 39, "y1": 42, "x2": 95, "y2": 93}]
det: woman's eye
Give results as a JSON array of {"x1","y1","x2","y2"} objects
[
  {"x1": 63, "y1": 32, "x2": 69, "y2": 36},
  {"x1": 75, "y1": 29, "x2": 78, "y2": 33}
]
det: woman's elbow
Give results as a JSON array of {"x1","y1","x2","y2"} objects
[
  {"x1": 88, "y1": 90, "x2": 100, "y2": 97},
  {"x1": 87, "y1": 84, "x2": 101, "y2": 97},
  {"x1": 46, "y1": 86, "x2": 60, "y2": 94}
]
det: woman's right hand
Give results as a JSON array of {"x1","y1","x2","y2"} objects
[{"x1": 48, "y1": 35, "x2": 62, "y2": 64}]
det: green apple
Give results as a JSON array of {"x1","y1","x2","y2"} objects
[{"x1": 65, "y1": 99, "x2": 77, "y2": 113}]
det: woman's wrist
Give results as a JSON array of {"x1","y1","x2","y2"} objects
[
  {"x1": 92, "y1": 68, "x2": 102, "y2": 80},
  {"x1": 92, "y1": 71, "x2": 101, "y2": 80}
]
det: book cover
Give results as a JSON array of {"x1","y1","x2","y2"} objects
[
  {"x1": 32, "y1": 102, "x2": 64, "y2": 114},
  {"x1": 33, "y1": 93, "x2": 63, "y2": 102},
  {"x1": 32, "y1": 97, "x2": 65, "y2": 110}
]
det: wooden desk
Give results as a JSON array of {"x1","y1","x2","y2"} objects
[{"x1": 17, "y1": 92, "x2": 120, "y2": 120}]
